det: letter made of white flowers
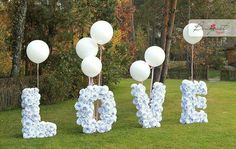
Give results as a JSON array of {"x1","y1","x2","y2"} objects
[
  {"x1": 131, "y1": 82, "x2": 166, "y2": 128},
  {"x1": 180, "y1": 80, "x2": 208, "y2": 124},
  {"x1": 21, "y1": 88, "x2": 57, "y2": 139},
  {"x1": 75, "y1": 85, "x2": 117, "y2": 134}
]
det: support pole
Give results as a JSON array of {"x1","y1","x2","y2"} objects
[
  {"x1": 91, "y1": 78, "x2": 94, "y2": 85},
  {"x1": 88, "y1": 77, "x2": 91, "y2": 85},
  {"x1": 98, "y1": 46, "x2": 104, "y2": 86},
  {"x1": 191, "y1": 44, "x2": 194, "y2": 81},
  {"x1": 37, "y1": 64, "x2": 39, "y2": 89},
  {"x1": 95, "y1": 45, "x2": 104, "y2": 121},
  {"x1": 89, "y1": 77, "x2": 96, "y2": 119},
  {"x1": 150, "y1": 67, "x2": 154, "y2": 96}
]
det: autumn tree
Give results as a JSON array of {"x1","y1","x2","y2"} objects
[
  {"x1": 116, "y1": 0, "x2": 136, "y2": 58},
  {"x1": 135, "y1": 0, "x2": 235, "y2": 82},
  {"x1": 158, "y1": 0, "x2": 178, "y2": 83}
]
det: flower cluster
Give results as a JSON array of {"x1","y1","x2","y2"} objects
[
  {"x1": 75, "y1": 85, "x2": 117, "y2": 134},
  {"x1": 21, "y1": 88, "x2": 57, "y2": 139},
  {"x1": 131, "y1": 82, "x2": 166, "y2": 128},
  {"x1": 180, "y1": 80, "x2": 208, "y2": 124}
]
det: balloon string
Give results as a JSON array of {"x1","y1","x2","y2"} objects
[
  {"x1": 98, "y1": 45, "x2": 103, "y2": 86},
  {"x1": 191, "y1": 44, "x2": 194, "y2": 82},
  {"x1": 88, "y1": 77, "x2": 94, "y2": 86},
  {"x1": 37, "y1": 64, "x2": 39, "y2": 89},
  {"x1": 150, "y1": 67, "x2": 154, "y2": 97},
  {"x1": 89, "y1": 77, "x2": 96, "y2": 119},
  {"x1": 96, "y1": 45, "x2": 104, "y2": 121}
]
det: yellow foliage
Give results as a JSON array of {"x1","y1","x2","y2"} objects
[
  {"x1": 112, "y1": 29, "x2": 122, "y2": 49},
  {"x1": 117, "y1": 0, "x2": 130, "y2": 4},
  {"x1": 0, "y1": 8, "x2": 11, "y2": 76},
  {"x1": 0, "y1": 51, "x2": 12, "y2": 76}
]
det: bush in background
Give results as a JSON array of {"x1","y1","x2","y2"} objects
[
  {"x1": 39, "y1": 42, "x2": 131, "y2": 104},
  {"x1": 221, "y1": 66, "x2": 236, "y2": 81},
  {"x1": 102, "y1": 43, "x2": 131, "y2": 87}
]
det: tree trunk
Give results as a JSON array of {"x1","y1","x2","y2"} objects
[
  {"x1": 129, "y1": 0, "x2": 135, "y2": 42},
  {"x1": 25, "y1": 59, "x2": 29, "y2": 76},
  {"x1": 10, "y1": 0, "x2": 27, "y2": 78},
  {"x1": 153, "y1": 0, "x2": 170, "y2": 83},
  {"x1": 160, "y1": 0, "x2": 177, "y2": 83}
]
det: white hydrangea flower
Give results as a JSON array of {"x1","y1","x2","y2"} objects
[
  {"x1": 75, "y1": 85, "x2": 117, "y2": 134},
  {"x1": 131, "y1": 82, "x2": 166, "y2": 128},
  {"x1": 180, "y1": 80, "x2": 208, "y2": 124},
  {"x1": 21, "y1": 88, "x2": 57, "y2": 139}
]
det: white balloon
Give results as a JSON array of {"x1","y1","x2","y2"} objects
[
  {"x1": 76, "y1": 37, "x2": 99, "y2": 59},
  {"x1": 130, "y1": 60, "x2": 150, "y2": 82},
  {"x1": 81, "y1": 56, "x2": 102, "y2": 77},
  {"x1": 90, "y1": 20, "x2": 113, "y2": 45},
  {"x1": 144, "y1": 46, "x2": 165, "y2": 67},
  {"x1": 26, "y1": 40, "x2": 50, "y2": 64},
  {"x1": 183, "y1": 23, "x2": 203, "y2": 44}
]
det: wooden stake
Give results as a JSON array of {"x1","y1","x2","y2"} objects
[
  {"x1": 98, "y1": 46, "x2": 103, "y2": 85},
  {"x1": 37, "y1": 64, "x2": 39, "y2": 89},
  {"x1": 88, "y1": 77, "x2": 92, "y2": 86},
  {"x1": 88, "y1": 77, "x2": 96, "y2": 119},
  {"x1": 95, "y1": 45, "x2": 104, "y2": 121},
  {"x1": 191, "y1": 44, "x2": 194, "y2": 81},
  {"x1": 150, "y1": 67, "x2": 154, "y2": 96}
]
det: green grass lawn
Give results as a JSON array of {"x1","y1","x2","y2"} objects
[{"x1": 0, "y1": 79, "x2": 236, "y2": 149}]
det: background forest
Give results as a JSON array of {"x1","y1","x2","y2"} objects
[{"x1": 0, "y1": 0, "x2": 236, "y2": 107}]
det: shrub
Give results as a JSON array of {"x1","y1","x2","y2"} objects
[
  {"x1": 41, "y1": 42, "x2": 131, "y2": 103},
  {"x1": 47, "y1": 49, "x2": 87, "y2": 100},
  {"x1": 221, "y1": 67, "x2": 236, "y2": 81},
  {"x1": 102, "y1": 43, "x2": 131, "y2": 88},
  {"x1": 40, "y1": 75, "x2": 68, "y2": 104}
]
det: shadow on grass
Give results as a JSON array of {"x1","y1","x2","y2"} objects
[{"x1": 12, "y1": 133, "x2": 22, "y2": 139}]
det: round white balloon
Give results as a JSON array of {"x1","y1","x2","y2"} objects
[
  {"x1": 81, "y1": 56, "x2": 102, "y2": 77},
  {"x1": 90, "y1": 20, "x2": 113, "y2": 45},
  {"x1": 26, "y1": 40, "x2": 50, "y2": 64},
  {"x1": 130, "y1": 60, "x2": 150, "y2": 82},
  {"x1": 183, "y1": 23, "x2": 203, "y2": 44},
  {"x1": 144, "y1": 46, "x2": 165, "y2": 67},
  {"x1": 76, "y1": 37, "x2": 99, "y2": 59}
]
